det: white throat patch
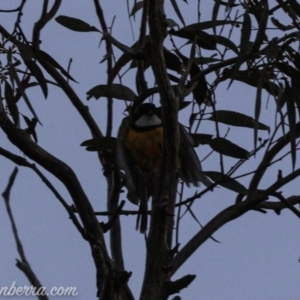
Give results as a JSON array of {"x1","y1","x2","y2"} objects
[{"x1": 135, "y1": 114, "x2": 162, "y2": 127}]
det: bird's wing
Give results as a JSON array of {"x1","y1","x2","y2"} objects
[{"x1": 179, "y1": 124, "x2": 213, "y2": 188}]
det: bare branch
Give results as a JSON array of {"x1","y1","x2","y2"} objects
[
  {"x1": 0, "y1": 1, "x2": 25, "y2": 13},
  {"x1": 164, "y1": 274, "x2": 196, "y2": 296},
  {"x1": 2, "y1": 168, "x2": 49, "y2": 300},
  {"x1": 257, "y1": 196, "x2": 300, "y2": 214},
  {"x1": 36, "y1": 55, "x2": 103, "y2": 140},
  {"x1": 141, "y1": 0, "x2": 179, "y2": 299},
  {"x1": 171, "y1": 189, "x2": 270, "y2": 275},
  {"x1": 249, "y1": 122, "x2": 300, "y2": 195},
  {"x1": 269, "y1": 192, "x2": 300, "y2": 219},
  {"x1": 92, "y1": 4, "x2": 135, "y2": 299},
  {"x1": 32, "y1": 0, "x2": 62, "y2": 50},
  {"x1": 0, "y1": 146, "x2": 85, "y2": 237},
  {"x1": 0, "y1": 100, "x2": 113, "y2": 296}
]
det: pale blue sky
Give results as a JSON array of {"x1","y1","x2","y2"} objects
[{"x1": 0, "y1": 1, "x2": 299, "y2": 299}]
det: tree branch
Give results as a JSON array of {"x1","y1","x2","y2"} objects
[
  {"x1": 248, "y1": 122, "x2": 300, "y2": 195},
  {"x1": 0, "y1": 101, "x2": 113, "y2": 297},
  {"x1": 93, "y1": 3, "x2": 133, "y2": 299},
  {"x1": 32, "y1": 0, "x2": 62, "y2": 50},
  {"x1": 2, "y1": 168, "x2": 49, "y2": 300},
  {"x1": 36, "y1": 55, "x2": 103, "y2": 139},
  {"x1": 257, "y1": 196, "x2": 300, "y2": 215},
  {"x1": 164, "y1": 274, "x2": 196, "y2": 296},
  {"x1": 0, "y1": 147, "x2": 85, "y2": 238},
  {"x1": 170, "y1": 190, "x2": 269, "y2": 275},
  {"x1": 141, "y1": 0, "x2": 179, "y2": 299}
]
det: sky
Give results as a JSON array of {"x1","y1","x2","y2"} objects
[{"x1": 0, "y1": 1, "x2": 299, "y2": 300}]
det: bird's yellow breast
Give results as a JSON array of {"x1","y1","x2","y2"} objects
[{"x1": 125, "y1": 127, "x2": 163, "y2": 175}]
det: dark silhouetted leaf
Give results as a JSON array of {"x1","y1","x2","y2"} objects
[
  {"x1": 292, "y1": 77, "x2": 300, "y2": 117},
  {"x1": 169, "y1": 29, "x2": 217, "y2": 50},
  {"x1": 240, "y1": 12, "x2": 252, "y2": 54},
  {"x1": 283, "y1": 80, "x2": 296, "y2": 169},
  {"x1": 276, "y1": 62, "x2": 300, "y2": 80},
  {"x1": 26, "y1": 61, "x2": 48, "y2": 98},
  {"x1": 252, "y1": 0, "x2": 268, "y2": 53},
  {"x1": 173, "y1": 50, "x2": 208, "y2": 105},
  {"x1": 190, "y1": 133, "x2": 213, "y2": 146},
  {"x1": 212, "y1": 0, "x2": 221, "y2": 35},
  {"x1": 8, "y1": 65, "x2": 40, "y2": 124},
  {"x1": 181, "y1": 20, "x2": 240, "y2": 31},
  {"x1": 208, "y1": 110, "x2": 269, "y2": 131},
  {"x1": 23, "y1": 82, "x2": 40, "y2": 89},
  {"x1": 81, "y1": 137, "x2": 117, "y2": 164},
  {"x1": 196, "y1": 31, "x2": 217, "y2": 50},
  {"x1": 276, "y1": 87, "x2": 286, "y2": 111},
  {"x1": 228, "y1": 12, "x2": 251, "y2": 88},
  {"x1": 221, "y1": 69, "x2": 279, "y2": 96},
  {"x1": 263, "y1": 42, "x2": 280, "y2": 59},
  {"x1": 81, "y1": 137, "x2": 117, "y2": 151},
  {"x1": 36, "y1": 50, "x2": 77, "y2": 82},
  {"x1": 189, "y1": 112, "x2": 198, "y2": 128},
  {"x1": 55, "y1": 16, "x2": 100, "y2": 32},
  {"x1": 271, "y1": 17, "x2": 293, "y2": 31},
  {"x1": 109, "y1": 54, "x2": 132, "y2": 81},
  {"x1": 130, "y1": 1, "x2": 143, "y2": 17},
  {"x1": 204, "y1": 171, "x2": 248, "y2": 195},
  {"x1": 209, "y1": 137, "x2": 249, "y2": 159},
  {"x1": 5, "y1": 81, "x2": 19, "y2": 126},
  {"x1": 18, "y1": 43, "x2": 48, "y2": 98},
  {"x1": 215, "y1": 35, "x2": 239, "y2": 54},
  {"x1": 179, "y1": 101, "x2": 192, "y2": 110},
  {"x1": 194, "y1": 56, "x2": 221, "y2": 65},
  {"x1": 288, "y1": 47, "x2": 300, "y2": 68},
  {"x1": 254, "y1": 67, "x2": 264, "y2": 150},
  {"x1": 129, "y1": 59, "x2": 138, "y2": 69},
  {"x1": 163, "y1": 48, "x2": 181, "y2": 73},
  {"x1": 170, "y1": 0, "x2": 185, "y2": 26},
  {"x1": 168, "y1": 73, "x2": 180, "y2": 83},
  {"x1": 289, "y1": 0, "x2": 300, "y2": 18},
  {"x1": 193, "y1": 74, "x2": 208, "y2": 105},
  {"x1": 190, "y1": 65, "x2": 208, "y2": 105},
  {"x1": 87, "y1": 84, "x2": 137, "y2": 101},
  {"x1": 108, "y1": 38, "x2": 149, "y2": 81}
]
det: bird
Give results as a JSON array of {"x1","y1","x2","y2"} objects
[{"x1": 117, "y1": 103, "x2": 211, "y2": 233}]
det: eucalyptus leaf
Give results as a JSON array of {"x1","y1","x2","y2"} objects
[
  {"x1": 55, "y1": 16, "x2": 100, "y2": 32},
  {"x1": 208, "y1": 137, "x2": 249, "y2": 159},
  {"x1": 208, "y1": 110, "x2": 269, "y2": 131},
  {"x1": 5, "y1": 81, "x2": 19, "y2": 126},
  {"x1": 204, "y1": 171, "x2": 248, "y2": 195},
  {"x1": 87, "y1": 84, "x2": 137, "y2": 101},
  {"x1": 130, "y1": 1, "x2": 143, "y2": 17},
  {"x1": 283, "y1": 80, "x2": 296, "y2": 169}
]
